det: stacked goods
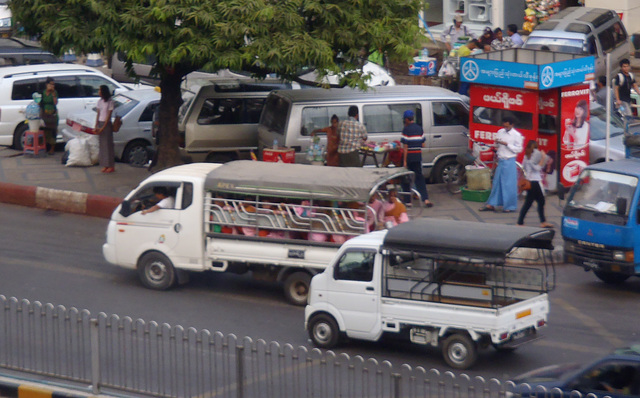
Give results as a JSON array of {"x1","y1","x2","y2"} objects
[{"x1": 523, "y1": 0, "x2": 560, "y2": 32}]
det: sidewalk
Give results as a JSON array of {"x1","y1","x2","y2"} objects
[{"x1": 0, "y1": 146, "x2": 567, "y2": 245}]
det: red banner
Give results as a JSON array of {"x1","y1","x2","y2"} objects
[
  {"x1": 559, "y1": 84, "x2": 590, "y2": 187},
  {"x1": 538, "y1": 90, "x2": 558, "y2": 191},
  {"x1": 470, "y1": 85, "x2": 538, "y2": 113}
]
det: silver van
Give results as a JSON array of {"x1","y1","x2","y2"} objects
[
  {"x1": 523, "y1": 7, "x2": 629, "y2": 78},
  {"x1": 257, "y1": 86, "x2": 469, "y2": 182}
]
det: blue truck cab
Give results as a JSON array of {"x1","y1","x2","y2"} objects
[{"x1": 562, "y1": 159, "x2": 640, "y2": 284}]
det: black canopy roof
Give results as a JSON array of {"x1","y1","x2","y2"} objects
[{"x1": 383, "y1": 218, "x2": 554, "y2": 260}]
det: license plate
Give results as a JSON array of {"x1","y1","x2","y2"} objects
[{"x1": 511, "y1": 328, "x2": 530, "y2": 340}]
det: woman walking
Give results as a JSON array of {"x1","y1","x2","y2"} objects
[
  {"x1": 517, "y1": 140, "x2": 553, "y2": 228},
  {"x1": 95, "y1": 85, "x2": 115, "y2": 173},
  {"x1": 40, "y1": 77, "x2": 58, "y2": 154}
]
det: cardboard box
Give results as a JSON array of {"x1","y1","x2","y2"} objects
[
  {"x1": 408, "y1": 57, "x2": 437, "y2": 76},
  {"x1": 263, "y1": 148, "x2": 295, "y2": 163}
]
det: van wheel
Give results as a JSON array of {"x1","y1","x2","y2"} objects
[
  {"x1": 308, "y1": 314, "x2": 339, "y2": 349},
  {"x1": 433, "y1": 158, "x2": 460, "y2": 184},
  {"x1": 283, "y1": 271, "x2": 311, "y2": 306},
  {"x1": 594, "y1": 271, "x2": 630, "y2": 284},
  {"x1": 123, "y1": 140, "x2": 150, "y2": 167},
  {"x1": 442, "y1": 333, "x2": 477, "y2": 369},
  {"x1": 138, "y1": 252, "x2": 176, "y2": 290},
  {"x1": 13, "y1": 124, "x2": 29, "y2": 151}
]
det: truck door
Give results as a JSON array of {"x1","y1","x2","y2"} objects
[{"x1": 329, "y1": 249, "x2": 380, "y2": 338}]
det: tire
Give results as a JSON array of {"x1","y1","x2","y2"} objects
[
  {"x1": 308, "y1": 314, "x2": 340, "y2": 349},
  {"x1": 594, "y1": 271, "x2": 630, "y2": 284},
  {"x1": 123, "y1": 140, "x2": 151, "y2": 167},
  {"x1": 13, "y1": 124, "x2": 29, "y2": 151},
  {"x1": 283, "y1": 271, "x2": 311, "y2": 306},
  {"x1": 442, "y1": 333, "x2": 478, "y2": 370},
  {"x1": 138, "y1": 252, "x2": 177, "y2": 290},
  {"x1": 446, "y1": 164, "x2": 465, "y2": 194},
  {"x1": 433, "y1": 157, "x2": 460, "y2": 184}
]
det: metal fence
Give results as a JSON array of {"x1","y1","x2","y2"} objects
[{"x1": 0, "y1": 295, "x2": 607, "y2": 398}]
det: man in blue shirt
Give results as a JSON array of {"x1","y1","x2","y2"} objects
[{"x1": 400, "y1": 110, "x2": 433, "y2": 207}]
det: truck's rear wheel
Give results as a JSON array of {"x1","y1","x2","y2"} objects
[
  {"x1": 442, "y1": 333, "x2": 477, "y2": 369},
  {"x1": 283, "y1": 271, "x2": 311, "y2": 306},
  {"x1": 138, "y1": 252, "x2": 176, "y2": 290},
  {"x1": 308, "y1": 314, "x2": 339, "y2": 349},
  {"x1": 594, "y1": 271, "x2": 630, "y2": 284}
]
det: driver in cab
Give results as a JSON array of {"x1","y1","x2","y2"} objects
[{"x1": 141, "y1": 186, "x2": 175, "y2": 215}]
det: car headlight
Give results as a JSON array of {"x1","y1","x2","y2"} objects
[{"x1": 612, "y1": 250, "x2": 633, "y2": 262}]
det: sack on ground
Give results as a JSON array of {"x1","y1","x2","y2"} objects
[
  {"x1": 112, "y1": 116, "x2": 122, "y2": 132},
  {"x1": 65, "y1": 137, "x2": 92, "y2": 167},
  {"x1": 86, "y1": 135, "x2": 100, "y2": 164},
  {"x1": 518, "y1": 178, "x2": 531, "y2": 194}
]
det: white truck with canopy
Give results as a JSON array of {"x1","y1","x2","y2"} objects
[
  {"x1": 305, "y1": 218, "x2": 556, "y2": 369},
  {"x1": 103, "y1": 161, "x2": 415, "y2": 305}
]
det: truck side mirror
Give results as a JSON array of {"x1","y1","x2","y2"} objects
[
  {"x1": 119, "y1": 200, "x2": 132, "y2": 217},
  {"x1": 616, "y1": 197, "x2": 627, "y2": 216}
]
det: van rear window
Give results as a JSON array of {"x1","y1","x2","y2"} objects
[{"x1": 260, "y1": 94, "x2": 290, "y2": 135}]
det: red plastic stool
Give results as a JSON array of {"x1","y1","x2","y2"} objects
[{"x1": 23, "y1": 129, "x2": 47, "y2": 157}]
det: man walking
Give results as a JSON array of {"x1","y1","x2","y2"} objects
[
  {"x1": 479, "y1": 117, "x2": 523, "y2": 213},
  {"x1": 401, "y1": 110, "x2": 433, "y2": 207},
  {"x1": 614, "y1": 58, "x2": 640, "y2": 116},
  {"x1": 337, "y1": 106, "x2": 367, "y2": 167}
]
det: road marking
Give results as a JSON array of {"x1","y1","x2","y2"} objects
[{"x1": 552, "y1": 297, "x2": 624, "y2": 347}]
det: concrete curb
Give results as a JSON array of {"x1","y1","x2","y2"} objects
[
  {"x1": 0, "y1": 182, "x2": 120, "y2": 219},
  {"x1": 0, "y1": 376, "x2": 98, "y2": 398}
]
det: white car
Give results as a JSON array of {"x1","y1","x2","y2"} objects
[
  {"x1": 0, "y1": 63, "x2": 135, "y2": 150},
  {"x1": 589, "y1": 103, "x2": 630, "y2": 164},
  {"x1": 62, "y1": 89, "x2": 161, "y2": 166}
]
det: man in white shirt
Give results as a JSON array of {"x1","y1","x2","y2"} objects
[
  {"x1": 479, "y1": 117, "x2": 524, "y2": 213},
  {"x1": 441, "y1": 14, "x2": 475, "y2": 52},
  {"x1": 142, "y1": 186, "x2": 175, "y2": 214}
]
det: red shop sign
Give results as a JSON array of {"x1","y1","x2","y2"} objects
[{"x1": 470, "y1": 85, "x2": 538, "y2": 113}]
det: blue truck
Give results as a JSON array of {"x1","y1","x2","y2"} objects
[{"x1": 562, "y1": 159, "x2": 640, "y2": 283}]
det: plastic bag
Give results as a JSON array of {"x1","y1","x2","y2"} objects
[
  {"x1": 65, "y1": 137, "x2": 92, "y2": 167},
  {"x1": 86, "y1": 135, "x2": 100, "y2": 164}
]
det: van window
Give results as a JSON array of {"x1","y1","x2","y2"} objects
[
  {"x1": 612, "y1": 22, "x2": 627, "y2": 47},
  {"x1": 334, "y1": 250, "x2": 376, "y2": 282},
  {"x1": 12, "y1": 78, "x2": 42, "y2": 100},
  {"x1": 473, "y1": 107, "x2": 533, "y2": 130},
  {"x1": 139, "y1": 102, "x2": 158, "y2": 122},
  {"x1": 260, "y1": 95, "x2": 290, "y2": 135},
  {"x1": 300, "y1": 106, "x2": 350, "y2": 136},
  {"x1": 432, "y1": 102, "x2": 468, "y2": 128},
  {"x1": 363, "y1": 103, "x2": 421, "y2": 133},
  {"x1": 587, "y1": 36, "x2": 597, "y2": 55},
  {"x1": 78, "y1": 76, "x2": 118, "y2": 97},
  {"x1": 197, "y1": 97, "x2": 266, "y2": 125},
  {"x1": 598, "y1": 28, "x2": 615, "y2": 52},
  {"x1": 565, "y1": 23, "x2": 591, "y2": 34}
]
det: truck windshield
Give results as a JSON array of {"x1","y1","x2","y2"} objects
[{"x1": 568, "y1": 170, "x2": 637, "y2": 216}]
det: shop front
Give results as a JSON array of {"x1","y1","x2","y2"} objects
[{"x1": 460, "y1": 48, "x2": 595, "y2": 190}]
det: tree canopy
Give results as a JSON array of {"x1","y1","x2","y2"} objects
[{"x1": 11, "y1": 0, "x2": 422, "y2": 169}]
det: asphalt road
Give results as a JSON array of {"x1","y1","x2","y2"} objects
[{"x1": 1, "y1": 203, "x2": 639, "y2": 383}]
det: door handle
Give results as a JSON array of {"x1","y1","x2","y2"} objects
[
  {"x1": 366, "y1": 286, "x2": 374, "y2": 291},
  {"x1": 174, "y1": 223, "x2": 182, "y2": 233}
]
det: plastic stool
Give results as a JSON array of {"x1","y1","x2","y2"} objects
[{"x1": 23, "y1": 130, "x2": 47, "y2": 157}]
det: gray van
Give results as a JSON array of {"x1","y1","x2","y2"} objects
[
  {"x1": 523, "y1": 7, "x2": 629, "y2": 78},
  {"x1": 257, "y1": 86, "x2": 469, "y2": 182}
]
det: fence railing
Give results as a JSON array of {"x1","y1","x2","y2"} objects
[{"x1": 0, "y1": 295, "x2": 607, "y2": 398}]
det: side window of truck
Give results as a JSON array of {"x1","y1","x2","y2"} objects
[{"x1": 334, "y1": 250, "x2": 376, "y2": 282}]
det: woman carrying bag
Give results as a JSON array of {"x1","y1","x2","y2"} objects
[{"x1": 517, "y1": 140, "x2": 554, "y2": 228}]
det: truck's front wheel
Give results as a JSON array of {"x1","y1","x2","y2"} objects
[
  {"x1": 283, "y1": 271, "x2": 311, "y2": 306},
  {"x1": 594, "y1": 271, "x2": 630, "y2": 284},
  {"x1": 442, "y1": 333, "x2": 478, "y2": 370},
  {"x1": 138, "y1": 252, "x2": 176, "y2": 290},
  {"x1": 308, "y1": 314, "x2": 339, "y2": 349}
]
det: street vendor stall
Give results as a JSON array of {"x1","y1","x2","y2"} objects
[{"x1": 460, "y1": 48, "x2": 595, "y2": 191}]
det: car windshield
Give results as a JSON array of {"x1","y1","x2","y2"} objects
[
  {"x1": 568, "y1": 170, "x2": 638, "y2": 216},
  {"x1": 525, "y1": 37, "x2": 586, "y2": 54},
  {"x1": 112, "y1": 94, "x2": 139, "y2": 118},
  {"x1": 590, "y1": 107, "x2": 625, "y2": 140}
]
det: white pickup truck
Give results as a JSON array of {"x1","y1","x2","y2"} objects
[
  {"x1": 305, "y1": 218, "x2": 556, "y2": 369},
  {"x1": 102, "y1": 161, "x2": 415, "y2": 305}
]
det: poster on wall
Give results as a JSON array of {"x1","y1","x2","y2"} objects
[
  {"x1": 559, "y1": 84, "x2": 590, "y2": 187},
  {"x1": 538, "y1": 89, "x2": 558, "y2": 192}
]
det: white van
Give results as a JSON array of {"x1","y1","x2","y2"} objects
[
  {"x1": 257, "y1": 86, "x2": 470, "y2": 183},
  {"x1": 523, "y1": 7, "x2": 630, "y2": 78},
  {"x1": 0, "y1": 64, "x2": 135, "y2": 149}
]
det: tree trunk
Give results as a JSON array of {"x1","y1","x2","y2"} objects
[{"x1": 154, "y1": 70, "x2": 186, "y2": 171}]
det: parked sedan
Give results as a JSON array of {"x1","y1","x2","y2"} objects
[
  {"x1": 589, "y1": 103, "x2": 626, "y2": 163},
  {"x1": 62, "y1": 88, "x2": 160, "y2": 166},
  {"x1": 509, "y1": 344, "x2": 640, "y2": 398}
]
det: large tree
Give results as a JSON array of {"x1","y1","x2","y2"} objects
[{"x1": 11, "y1": 0, "x2": 421, "y2": 170}]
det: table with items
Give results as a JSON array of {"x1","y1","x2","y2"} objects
[{"x1": 359, "y1": 141, "x2": 403, "y2": 168}]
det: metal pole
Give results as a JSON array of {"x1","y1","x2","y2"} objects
[
  {"x1": 392, "y1": 373, "x2": 401, "y2": 398},
  {"x1": 606, "y1": 53, "x2": 611, "y2": 162},
  {"x1": 90, "y1": 318, "x2": 100, "y2": 395},
  {"x1": 236, "y1": 345, "x2": 244, "y2": 398}
]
